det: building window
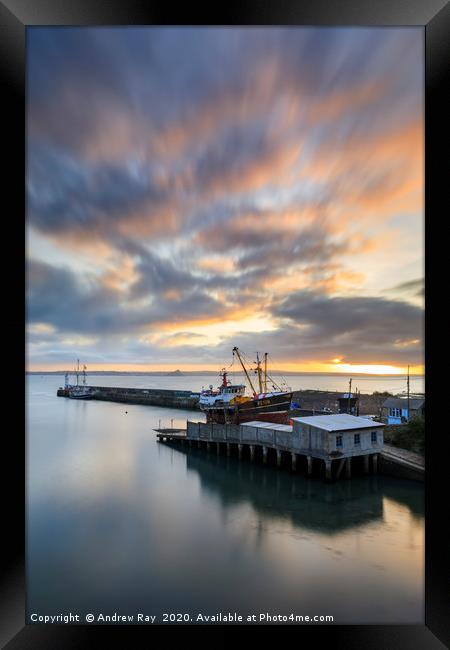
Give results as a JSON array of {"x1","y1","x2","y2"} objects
[
  {"x1": 336, "y1": 435, "x2": 343, "y2": 448},
  {"x1": 354, "y1": 433, "x2": 360, "y2": 445},
  {"x1": 389, "y1": 407, "x2": 401, "y2": 418},
  {"x1": 371, "y1": 431, "x2": 377, "y2": 443}
]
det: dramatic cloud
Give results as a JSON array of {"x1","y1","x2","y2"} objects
[
  {"x1": 386, "y1": 278, "x2": 424, "y2": 298},
  {"x1": 272, "y1": 290, "x2": 423, "y2": 364},
  {"x1": 26, "y1": 27, "x2": 424, "y2": 371}
]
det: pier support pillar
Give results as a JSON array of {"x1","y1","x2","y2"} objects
[
  {"x1": 188, "y1": 440, "x2": 192, "y2": 447},
  {"x1": 216, "y1": 442, "x2": 220, "y2": 455},
  {"x1": 197, "y1": 440, "x2": 201, "y2": 448},
  {"x1": 238, "y1": 444, "x2": 243, "y2": 459},
  {"x1": 291, "y1": 453, "x2": 297, "y2": 472},
  {"x1": 276, "y1": 450, "x2": 282, "y2": 468},
  {"x1": 345, "y1": 457, "x2": 352, "y2": 479},
  {"x1": 363, "y1": 455, "x2": 369, "y2": 474},
  {"x1": 307, "y1": 456, "x2": 313, "y2": 477},
  {"x1": 262, "y1": 446, "x2": 268, "y2": 464},
  {"x1": 250, "y1": 445, "x2": 255, "y2": 462},
  {"x1": 226, "y1": 443, "x2": 231, "y2": 457},
  {"x1": 206, "y1": 442, "x2": 211, "y2": 452},
  {"x1": 372, "y1": 454, "x2": 378, "y2": 474},
  {"x1": 336, "y1": 458, "x2": 346, "y2": 480},
  {"x1": 325, "y1": 460, "x2": 332, "y2": 482}
]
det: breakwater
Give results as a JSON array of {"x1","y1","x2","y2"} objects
[
  {"x1": 57, "y1": 385, "x2": 200, "y2": 410},
  {"x1": 56, "y1": 386, "x2": 335, "y2": 414}
]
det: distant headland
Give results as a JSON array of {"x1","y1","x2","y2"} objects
[{"x1": 26, "y1": 370, "x2": 423, "y2": 377}]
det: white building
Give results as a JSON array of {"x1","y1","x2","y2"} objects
[
  {"x1": 185, "y1": 414, "x2": 385, "y2": 481},
  {"x1": 291, "y1": 413, "x2": 385, "y2": 458}
]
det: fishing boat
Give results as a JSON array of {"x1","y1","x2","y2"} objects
[
  {"x1": 67, "y1": 361, "x2": 94, "y2": 400},
  {"x1": 199, "y1": 347, "x2": 293, "y2": 424}
]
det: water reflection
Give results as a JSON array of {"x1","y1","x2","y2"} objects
[
  {"x1": 170, "y1": 443, "x2": 422, "y2": 535},
  {"x1": 27, "y1": 376, "x2": 424, "y2": 624}
]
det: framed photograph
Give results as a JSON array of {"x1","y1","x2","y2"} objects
[{"x1": 3, "y1": 1, "x2": 449, "y2": 647}]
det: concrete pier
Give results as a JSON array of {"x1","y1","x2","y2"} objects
[
  {"x1": 58, "y1": 385, "x2": 200, "y2": 410},
  {"x1": 153, "y1": 415, "x2": 407, "y2": 483}
]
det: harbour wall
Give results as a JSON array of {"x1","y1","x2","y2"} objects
[
  {"x1": 57, "y1": 385, "x2": 200, "y2": 410},
  {"x1": 379, "y1": 444, "x2": 424, "y2": 482},
  {"x1": 56, "y1": 386, "x2": 337, "y2": 414},
  {"x1": 379, "y1": 456, "x2": 424, "y2": 482}
]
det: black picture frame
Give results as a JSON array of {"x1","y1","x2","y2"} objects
[{"x1": 3, "y1": 1, "x2": 449, "y2": 647}]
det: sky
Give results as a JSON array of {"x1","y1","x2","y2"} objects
[{"x1": 26, "y1": 27, "x2": 424, "y2": 374}]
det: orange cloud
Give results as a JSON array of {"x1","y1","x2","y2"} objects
[
  {"x1": 101, "y1": 255, "x2": 139, "y2": 292},
  {"x1": 196, "y1": 257, "x2": 236, "y2": 274},
  {"x1": 307, "y1": 80, "x2": 388, "y2": 125},
  {"x1": 304, "y1": 118, "x2": 423, "y2": 222}
]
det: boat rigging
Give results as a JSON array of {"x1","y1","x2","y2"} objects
[{"x1": 199, "y1": 348, "x2": 293, "y2": 425}]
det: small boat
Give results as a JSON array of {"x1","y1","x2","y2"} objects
[
  {"x1": 199, "y1": 348, "x2": 293, "y2": 425},
  {"x1": 68, "y1": 386, "x2": 94, "y2": 400},
  {"x1": 67, "y1": 361, "x2": 94, "y2": 400}
]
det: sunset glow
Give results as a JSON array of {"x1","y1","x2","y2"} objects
[{"x1": 26, "y1": 27, "x2": 424, "y2": 373}]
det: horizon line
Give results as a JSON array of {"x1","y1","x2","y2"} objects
[{"x1": 26, "y1": 369, "x2": 425, "y2": 377}]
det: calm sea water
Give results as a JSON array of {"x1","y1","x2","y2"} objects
[{"x1": 27, "y1": 375, "x2": 424, "y2": 625}]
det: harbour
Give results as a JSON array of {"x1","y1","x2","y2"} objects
[
  {"x1": 53, "y1": 360, "x2": 424, "y2": 483},
  {"x1": 27, "y1": 372, "x2": 425, "y2": 624},
  {"x1": 23, "y1": 23, "x2": 428, "y2": 634}
]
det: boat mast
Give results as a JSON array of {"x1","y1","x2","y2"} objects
[
  {"x1": 76, "y1": 359, "x2": 80, "y2": 386},
  {"x1": 220, "y1": 368, "x2": 228, "y2": 387},
  {"x1": 83, "y1": 364, "x2": 87, "y2": 386},
  {"x1": 232, "y1": 347, "x2": 257, "y2": 394},
  {"x1": 255, "y1": 352, "x2": 263, "y2": 394},
  {"x1": 263, "y1": 353, "x2": 268, "y2": 392},
  {"x1": 407, "y1": 364, "x2": 410, "y2": 422}
]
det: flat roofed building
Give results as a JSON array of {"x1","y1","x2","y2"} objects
[
  {"x1": 241, "y1": 421, "x2": 293, "y2": 432},
  {"x1": 291, "y1": 414, "x2": 384, "y2": 458}
]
